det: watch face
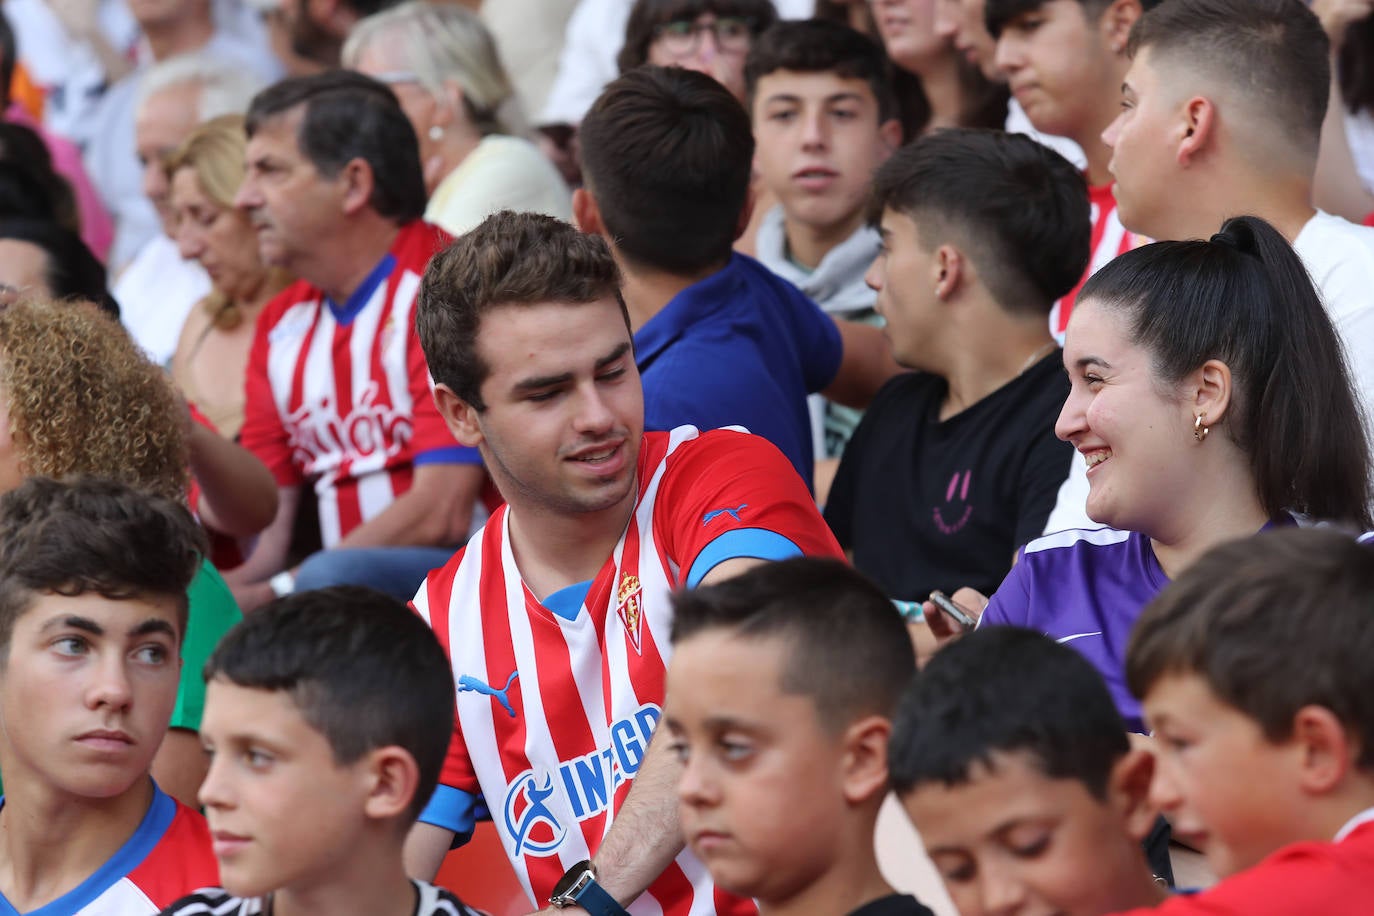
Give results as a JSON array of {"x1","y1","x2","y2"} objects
[{"x1": 552, "y1": 859, "x2": 595, "y2": 902}]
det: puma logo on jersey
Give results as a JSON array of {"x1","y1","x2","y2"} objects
[
  {"x1": 702, "y1": 504, "x2": 748, "y2": 525},
  {"x1": 458, "y1": 671, "x2": 519, "y2": 718}
]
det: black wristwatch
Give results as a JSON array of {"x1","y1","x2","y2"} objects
[{"x1": 549, "y1": 860, "x2": 629, "y2": 916}]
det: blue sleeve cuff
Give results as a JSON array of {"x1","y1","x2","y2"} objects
[
  {"x1": 415, "y1": 446, "x2": 483, "y2": 466},
  {"x1": 686, "y1": 528, "x2": 802, "y2": 588},
  {"x1": 418, "y1": 784, "x2": 482, "y2": 845}
]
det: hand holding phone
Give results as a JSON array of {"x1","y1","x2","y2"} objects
[{"x1": 928, "y1": 590, "x2": 978, "y2": 631}]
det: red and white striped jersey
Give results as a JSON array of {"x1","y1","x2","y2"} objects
[
  {"x1": 239, "y1": 221, "x2": 477, "y2": 547},
  {"x1": 413, "y1": 426, "x2": 842, "y2": 916},
  {"x1": 1049, "y1": 182, "x2": 1144, "y2": 339}
]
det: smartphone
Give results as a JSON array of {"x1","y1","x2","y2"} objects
[{"x1": 928, "y1": 590, "x2": 978, "y2": 630}]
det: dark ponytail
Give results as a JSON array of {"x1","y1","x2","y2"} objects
[{"x1": 1079, "y1": 215, "x2": 1372, "y2": 528}]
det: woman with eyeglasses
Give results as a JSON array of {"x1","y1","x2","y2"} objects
[
  {"x1": 344, "y1": 1, "x2": 572, "y2": 236},
  {"x1": 617, "y1": 0, "x2": 779, "y2": 103}
]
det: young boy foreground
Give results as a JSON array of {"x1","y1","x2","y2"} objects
[
  {"x1": 0, "y1": 476, "x2": 216, "y2": 914},
  {"x1": 665, "y1": 557, "x2": 932, "y2": 916},
  {"x1": 162, "y1": 587, "x2": 480, "y2": 916}
]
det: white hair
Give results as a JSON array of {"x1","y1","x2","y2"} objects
[
  {"x1": 342, "y1": 0, "x2": 529, "y2": 137},
  {"x1": 136, "y1": 51, "x2": 266, "y2": 121}
]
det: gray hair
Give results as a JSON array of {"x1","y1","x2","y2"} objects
[
  {"x1": 342, "y1": 0, "x2": 527, "y2": 137},
  {"x1": 136, "y1": 51, "x2": 266, "y2": 121}
]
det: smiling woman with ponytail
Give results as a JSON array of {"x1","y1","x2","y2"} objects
[{"x1": 931, "y1": 215, "x2": 1372, "y2": 735}]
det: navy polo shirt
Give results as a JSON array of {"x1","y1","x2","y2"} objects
[{"x1": 634, "y1": 253, "x2": 843, "y2": 488}]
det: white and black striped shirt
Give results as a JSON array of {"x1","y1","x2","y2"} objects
[{"x1": 159, "y1": 880, "x2": 481, "y2": 916}]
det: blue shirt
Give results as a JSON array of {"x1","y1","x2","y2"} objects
[{"x1": 634, "y1": 253, "x2": 843, "y2": 487}]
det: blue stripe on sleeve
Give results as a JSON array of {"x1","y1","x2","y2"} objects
[
  {"x1": 685, "y1": 528, "x2": 802, "y2": 588},
  {"x1": 418, "y1": 784, "x2": 481, "y2": 845},
  {"x1": 415, "y1": 446, "x2": 483, "y2": 466}
]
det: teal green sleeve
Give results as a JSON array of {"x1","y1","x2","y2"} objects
[{"x1": 169, "y1": 559, "x2": 243, "y2": 732}]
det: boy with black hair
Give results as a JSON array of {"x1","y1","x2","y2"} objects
[
  {"x1": 0, "y1": 476, "x2": 217, "y2": 914},
  {"x1": 575, "y1": 65, "x2": 899, "y2": 490},
  {"x1": 665, "y1": 557, "x2": 932, "y2": 916},
  {"x1": 889, "y1": 626, "x2": 1167, "y2": 915},
  {"x1": 162, "y1": 586, "x2": 479, "y2": 916},
  {"x1": 1107, "y1": 526, "x2": 1374, "y2": 914},
  {"x1": 825, "y1": 128, "x2": 1086, "y2": 615},
  {"x1": 985, "y1": 0, "x2": 1157, "y2": 336},
  {"x1": 745, "y1": 19, "x2": 901, "y2": 467}
]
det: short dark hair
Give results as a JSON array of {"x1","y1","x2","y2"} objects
[
  {"x1": 0, "y1": 476, "x2": 204, "y2": 655},
  {"x1": 870, "y1": 128, "x2": 1090, "y2": 313},
  {"x1": 579, "y1": 66, "x2": 754, "y2": 274},
  {"x1": 416, "y1": 210, "x2": 627, "y2": 411},
  {"x1": 204, "y1": 586, "x2": 456, "y2": 822},
  {"x1": 0, "y1": 10, "x2": 14, "y2": 108},
  {"x1": 744, "y1": 19, "x2": 898, "y2": 123},
  {"x1": 0, "y1": 124, "x2": 81, "y2": 235},
  {"x1": 245, "y1": 70, "x2": 426, "y2": 223},
  {"x1": 617, "y1": 0, "x2": 778, "y2": 73},
  {"x1": 670, "y1": 558, "x2": 915, "y2": 731},
  {"x1": 0, "y1": 219, "x2": 120, "y2": 318},
  {"x1": 986, "y1": 0, "x2": 1111, "y2": 39},
  {"x1": 1079, "y1": 215, "x2": 1373, "y2": 528},
  {"x1": 1129, "y1": 0, "x2": 1329, "y2": 162},
  {"x1": 1127, "y1": 527, "x2": 1374, "y2": 769},
  {"x1": 889, "y1": 627, "x2": 1130, "y2": 798}
]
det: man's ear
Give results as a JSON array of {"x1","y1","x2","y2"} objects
[
  {"x1": 1291, "y1": 705, "x2": 1355, "y2": 796},
  {"x1": 339, "y1": 157, "x2": 376, "y2": 217},
  {"x1": 1101, "y1": 0, "x2": 1144, "y2": 53},
  {"x1": 361, "y1": 746, "x2": 421, "y2": 821},
  {"x1": 934, "y1": 244, "x2": 964, "y2": 301},
  {"x1": 573, "y1": 187, "x2": 605, "y2": 236},
  {"x1": 1108, "y1": 747, "x2": 1160, "y2": 842},
  {"x1": 841, "y1": 715, "x2": 893, "y2": 805},
  {"x1": 878, "y1": 118, "x2": 903, "y2": 158},
  {"x1": 1177, "y1": 97, "x2": 1216, "y2": 166},
  {"x1": 434, "y1": 384, "x2": 484, "y2": 448}
]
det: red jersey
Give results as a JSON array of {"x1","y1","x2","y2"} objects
[
  {"x1": 1109, "y1": 813, "x2": 1374, "y2": 915},
  {"x1": 0, "y1": 785, "x2": 218, "y2": 914},
  {"x1": 414, "y1": 427, "x2": 842, "y2": 915},
  {"x1": 239, "y1": 221, "x2": 477, "y2": 547},
  {"x1": 1049, "y1": 182, "x2": 1142, "y2": 338}
]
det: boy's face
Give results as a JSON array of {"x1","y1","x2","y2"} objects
[
  {"x1": 993, "y1": 0, "x2": 1123, "y2": 141},
  {"x1": 866, "y1": 209, "x2": 942, "y2": 371},
  {"x1": 443, "y1": 298, "x2": 644, "y2": 521},
  {"x1": 1144, "y1": 673, "x2": 1306, "y2": 879},
  {"x1": 0, "y1": 591, "x2": 181, "y2": 800},
  {"x1": 1102, "y1": 48, "x2": 1189, "y2": 240},
  {"x1": 902, "y1": 751, "x2": 1155, "y2": 916},
  {"x1": 751, "y1": 70, "x2": 899, "y2": 238},
  {"x1": 198, "y1": 679, "x2": 381, "y2": 898},
  {"x1": 665, "y1": 631, "x2": 855, "y2": 904}
]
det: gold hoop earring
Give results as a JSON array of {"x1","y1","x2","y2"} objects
[{"x1": 1194, "y1": 414, "x2": 1209, "y2": 442}]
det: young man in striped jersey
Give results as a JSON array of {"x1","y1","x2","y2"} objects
[
  {"x1": 231, "y1": 70, "x2": 484, "y2": 612},
  {"x1": 405, "y1": 210, "x2": 844, "y2": 916},
  {"x1": 0, "y1": 478, "x2": 217, "y2": 915},
  {"x1": 161, "y1": 587, "x2": 481, "y2": 916}
]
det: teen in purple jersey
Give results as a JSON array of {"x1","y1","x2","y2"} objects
[{"x1": 929, "y1": 215, "x2": 1372, "y2": 732}]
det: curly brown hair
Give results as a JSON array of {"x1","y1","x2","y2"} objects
[{"x1": 0, "y1": 299, "x2": 188, "y2": 500}]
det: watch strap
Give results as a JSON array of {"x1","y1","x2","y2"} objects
[{"x1": 567, "y1": 875, "x2": 626, "y2": 916}]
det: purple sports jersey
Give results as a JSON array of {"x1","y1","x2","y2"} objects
[{"x1": 981, "y1": 528, "x2": 1164, "y2": 732}]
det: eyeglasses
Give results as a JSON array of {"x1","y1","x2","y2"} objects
[{"x1": 652, "y1": 16, "x2": 754, "y2": 57}]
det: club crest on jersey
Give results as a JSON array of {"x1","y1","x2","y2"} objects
[
  {"x1": 503, "y1": 771, "x2": 565, "y2": 857},
  {"x1": 616, "y1": 574, "x2": 644, "y2": 655}
]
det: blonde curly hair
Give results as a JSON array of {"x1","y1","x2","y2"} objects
[{"x1": 0, "y1": 300, "x2": 188, "y2": 501}]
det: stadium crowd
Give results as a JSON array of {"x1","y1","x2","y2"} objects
[{"x1": 0, "y1": 0, "x2": 1371, "y2": 913}]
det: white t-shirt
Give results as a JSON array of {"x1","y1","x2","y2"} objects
[
  {"x1": 539, "y1": 0, "x2": 816, "y2": 126},
  {"x1": 114, "y1": 233, "x2": 211, "y2": 367},
  {"x1": 1292, "y1": 209, "x2": 1374, "y2": 432},
  {"x1": 1005, "y1": 98, "x2": 1086, "y2": 169},
  {"x1": 425, "y1": 135, "x2": 573, "y2": 236}
]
